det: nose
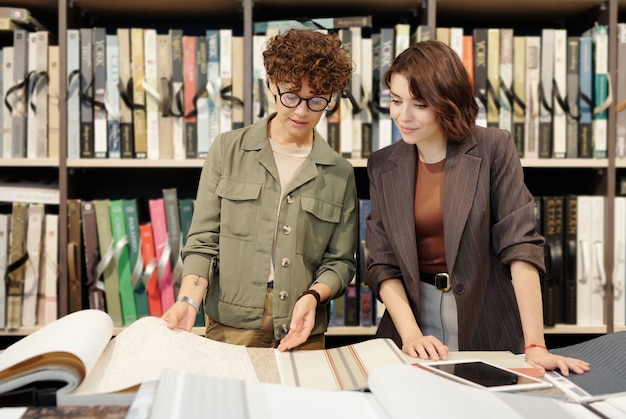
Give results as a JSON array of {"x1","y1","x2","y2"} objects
[
  {"x1": 294, "y1": 99, "x2": 310, "y2": 116},
  {"x1": 394, "y1": 103, "x2": 412, "y2": 122}
]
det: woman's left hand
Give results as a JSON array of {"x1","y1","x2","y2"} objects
[
  {"x1": 524, "y1": 346, "x2": 590, "y2": 376},
  {"x1": 277, "y1": 293, "x2": 317, "y2": 352}
]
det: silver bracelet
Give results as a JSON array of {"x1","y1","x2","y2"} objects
[{"x1": 176, "y1": 295, "x2": 199, "y2": 312}]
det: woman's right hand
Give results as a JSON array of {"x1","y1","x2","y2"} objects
[
  {"x1": 402, "y1": 335, "x2": 449, "y2": 360},
  {"x1": 161, "y1": 301, "x2": 197, "y2": 332}
]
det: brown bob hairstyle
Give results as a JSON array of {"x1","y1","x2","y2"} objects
[{"x1": 383, "y1": 40, "x2": 479, "y2": 142}]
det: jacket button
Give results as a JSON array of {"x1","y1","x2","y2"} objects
[
  {"x1": 454, "y1": 284, "x2": 464, "y2": 295},
  {"x1": 280, "y1": 324, "x2": 289, "y2": 334},
  {"x1": 278, "y1": 291, "x2": 288, "y2": 301},
  {"x1": 282, "y1": 225, "x2": 292, "y2": 235},
  {"x1": 281, "y1": 257, "x2": 290, "y2": 267},
  {"x1": 286, "y1": 194, "x2": 295, "y2": 204}
]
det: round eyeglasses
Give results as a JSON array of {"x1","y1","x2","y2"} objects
[{"x1": 276, "y1": 85, "x2": 331, "y2": 112}]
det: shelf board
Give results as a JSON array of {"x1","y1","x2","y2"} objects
[
  {"x1": 521, "y1": 158, "x2": 608, "y2": 168},
  {"x1": 436, "y1": 0, "x2": 603, "y2": 19},
  {"x1": 0, "y1": 158, "x2": 58, "y2": 167}
]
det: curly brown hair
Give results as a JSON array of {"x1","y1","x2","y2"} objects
[{"x1": 263, "y1": 29, "x2": 353, "y2": 95}]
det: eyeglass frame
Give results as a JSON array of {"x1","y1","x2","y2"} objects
[{"x1": 275, "y1": 85, "x2": 332, "y2": 112}]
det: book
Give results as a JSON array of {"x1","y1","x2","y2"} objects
[
  {"x1": 617, "y1": 23, "x2": 626, "y2": 159},
  {"x1": 0, "y1": 310, "x2": 258, "y2": 406},
  {"x1": 21, "y1": 202, "x2": 44, "y2": 327},
  {"x1": 538, "y1": 28, "x2": 554, "y2": 159},
  {"x1": 578, "y1": 36, "x2": 593, "y2": 158},
  {"x1": 123, "y1": 199, "x2": 149, "y2": 318},
  {"x1": 0, "y1": 178, "x2": 59, "y2": 204},
  {"x1": 66, "y1": 29, "x2": 80, "y2": 159},
  {"x1": 47, "y1": 44, "x2": 60, "y2": 159},
  {"x1": 105, "y1": 34, "x2": 121, "y2": 159},
  {"x1": 169, "y1": 29, "x2": 185, "y2": 160},
  {"x1": 230, "y1": 36, "x2": 245, "y2": 131},
  {"x1": 81, "y1": 201, "x2": 105, "y2": 312},
  {"x1": 162, "y1": 188, "x2": 183, "y2": 298},
  {"x1": 148, "y1": 198, "x2": 175, "y2": 311},
  {"x1": 358, "y1": 200, "x2": 373, "y2": 327},
  {"x1": 28, "y1": 31, "x2": 49, "y2": 159},
  {"x1": 0, "y1": 213, "x2": 10, "y2": 329},
  {"x1": 565, "y1": 36, "x2": 580, "y2": 159},
  {"x1": 9, "y1": 29, "x2": 28, "y2": 158},
  {"x1": 219, "y1": 28, "x2": 233, "y2": 134},
  {"x1": 541, "y1": 196, "x2": 564, "y2": 326},
  {"x1": 1, "y1": 46, "x2": 12, "y2": 159},
  {"x1": 131, "y1": 27, "x2": 147, "y2": 158},
  {"x1": 116, "y1": 28, "x2": 134, "y2": 158},
  {"x1": 512, "y1": 36, "x2": 526, "y2": 157},
  {"x1": 613, "y1": 197, "x2": 626, "y2": 326},
  {"x1": 39, "y1": 213, "x2": 59, "y2": 325},
  {"x1": 156, "y1": 34, "x2": 173, "y2": 160},
  {"x1": 194, "y1": 35, "x2": 209, "y2": 156},
  {"x1": 67, "y1": 199, "x2": 83, "y2": 313},
  {"x1": 552, "y1": 29, "x2": 567, "y2": 159},
  {"x1": 486, "y1": 28, "x2": 500, "y2": 128},
  {"x1": 563, "y1": 195, "x2": 577, "y2": 325},
  {"x1": 183, "y1": 35, "x2": 197, "y2": 158},
  {"x1": 6, "y1": 202, "x2": 28, "y2": 330},
  {"x1": 93, "y1": 199, "x2": 124, "y2": 327},
  {"x1": 144, "y1": 28, "x2": 160, "y2": 160},
  {"x1": 498, "y1": 28, "x2": 513, "y2": 134},
  {"x1": 139, "y1": 223, "x2": 162, "y2": 317},
  {"x1": 206, "y1": 29, "x2": 221, "y2": 145},
  {"x1": 473, "y1": 28, "x2": 488, "y2": 128},
  {"x1": 109, "y1": 199, "x2": 138, "y2": 325},
  {"x1": 79, "y1": 28, "x2": 94, "y2": 158},
  {"x1": 524, "y1": 36, "x2": 541, "y2": 160},
  {"x1": 92, "y1": 27, "x2": 108, "y2": 158},
  {"x1": 591, "y1": 24, "x2": 609, "y2": 159}
]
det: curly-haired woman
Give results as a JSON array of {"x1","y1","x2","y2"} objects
[{"x1": 162, "y1": 29, "x2": 357, "y2": 351}]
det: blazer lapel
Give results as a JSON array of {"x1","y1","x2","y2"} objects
[
  {"x1": 382, "y1": 143, "x2": 421, "y2": 291},
  {"x1": 443, "y1": 139, "x2": 480, "y2": 275}
]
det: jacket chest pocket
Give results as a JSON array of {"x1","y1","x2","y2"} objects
[
  {"x1": 216, "y1": 178, "x2": 262, "y2": 241},
  {"x1": 297, "y1": 195, "x2": 342, "y2": 260}
]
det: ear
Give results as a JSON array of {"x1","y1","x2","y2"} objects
[{"x1": 267, "y1": 80, "x2": 277, "y2": 96}]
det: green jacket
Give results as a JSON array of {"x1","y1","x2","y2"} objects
[{"x1": 182, "y1": 115, "x2": 358, "y2": 339}]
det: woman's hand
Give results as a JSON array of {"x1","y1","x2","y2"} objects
[
  {"x1": 161, "y1": 301, "x2": 198, "y2": 332},
  {"x1": 277, "y1": 293, "x2": 317, "y2": 351},
  {"x1": 402, "y1": 334, "x2": 449, "y2": 360},
  {"x1": 524, "y1": 346, "x2": 590, "y2": 376}
]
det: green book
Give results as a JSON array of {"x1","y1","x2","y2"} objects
[
  {"x1": 178, "y1": 198, "x2": 194, "y2": 246},
  {"x1": 109, "y1": 199, "x2": 138, "y2": 325},
  {"x1": 123, "y1": 199, "x2": 150, "y2": 318},
  {"x1": 93, "y1": 200, "x2": 123, "y2": 327}
]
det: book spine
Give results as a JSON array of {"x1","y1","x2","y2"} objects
[
  {"x1": 156, "y1": 34, "x2": 173, "y2": 160},
  {"x1": 93, "y1": 199, "x2": 124, "y2": 326},
  {"x1": 131, "y1": 28, "x2": 147, "y2": 158},
  {"x1": 219, "y1": 29, "x2": 233, "y2": 134},
  {"x1": 183, "y1": 35, "x2": 197, "y2": 159},
  {"x1": 566, "y1": 37, "x2": 580, "y2": 159},
  {"x1": 251, "y1": 33, "x2": 267, "y2": 123},
  {"x1": 163, "y1": 188, "x2": 183, "y2": 298},
  {"x1": 589, "y1": 196, "x2": 605, "y2": 324},
  {"x1": 360, "y1": 36, "x2": 373, "y2": 159},
  {"x1": 563, "y1": 195, "x2": 577, "y2": 325},
  {"x1": 512, "y1": 36, "x2": 526, "y2": 157},
  {"x1": 552, "y1": 29, "x2": 567, "y2": 159},
  {"x1": 206, "y1": 30, "x2": 221, "y2": 144},
  {"x1": 144, "y1": 29, "x2": 160, "y2": 160},
  {"x1": 617, "y1": 24, "x2": 626, "y2": 159},
  {"x1": 613, "y1": 197, "x2": 626, "y2": 326},
  {"x1": 486, "y1": 28, "x2": 500, "y2": 128},
  {"x1": 231, "y1": 36, "x2": 245, "y2": 131},
  {"x1": 575, "y1": 196, "x2": 591, "y2": 325},
  {"x1": 339, "y1": 28, "x2": 353, "y2": 158},
  {"x1": 541, "y1": 196, "x2": 559, "y2": 327},
  {"x1": 358, "y1": 199, "x2": 373, "y2": 327},
  {"x1": 41, "y1": 214, "x2": 59, "y2": 325},
  {"x1": 538, "y1": 29, "x2": 554, "y2": 159},
  {"x1": 149, "y1": 198, "x2": 175, "y2": 311},
  {"x1": 2, "y1": 47, "x2": 13, "y2": 158},
  {"x1": 67, "y1": 199, "x2": 83, "y2": 313},
  {"x1": 578, "y1": 36, "x2": 593, "y2": 159},
  {"x1": 47, "y1": 45, "x2": 60, "y2": 159},
  {"x1": 524, "y1": 36, "x2": 541, "y2": 159},
  {"x1": 81, "y1": 201, "x2": 106, "y2": 312},
  {"x1": 11, "y1": 29, "x2": 28, "y2": 158},
  {"x1": 33, "y1": 31, "x2": 49, "y2": 158},
  {"x1": 498, "y1": 29, "x2": 513, "y2": 134},
  {"x1": 26, "y1": 32, "x2": 37, "y2": 158},
  {"x1": 178, "y1": 198, "x2": 194, "y2": 246},
  {"x1": 66, "y1": 30, "x2": 80, "y2": 159},
  {"x1": 22, "y1": 202, "x2": 44, "y2": 327},
  {"x1": 196, "y1": 35, "x2": 210, "y2": 158},
  {"x1": 93, "y1": 28, "x2": 108, "y2": 158},
  {"x1": 140, "y1": 222, "x2": 163, "y2": 317},
  {"x1": 106, "y1": 34, "x2": 121, "y2": 159},
  {"x1": 7, "y1": 202, "x2": 28, "y2": 330},
  {"x1": 0, "y1": 213, "x2": 10, "y2": 329},
  {"x1": 169, "y1": 29, "x2": 185, "y2": 160},
  {"x1": 79, "y1": 28, "x2": 94, "y2": 158},
  {"x1": 350, "y1": 27, "x2": 362, "y2": 159},
  {"x1": 116, "y1": 28, "x2": 134, "y2": 158},
  {"x1": 592, "y1": 25, "x2": 609, "y2": 159},
  {"x1": 376, "y1": 28, "x2": 394, "y2": 151},
  {"x1": 122, "y1": 199, "x2": 150, "y2": 318},
  {"x1": 473, "y1": 28, "x2": 488, "y2": 128},
  {"x1": 109, "y1": 199, "x2": 138, "y2": 325}
]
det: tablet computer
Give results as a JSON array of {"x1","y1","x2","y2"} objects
[{"x1": 417, "y1": 359, "x2": 552, "y2": 392}]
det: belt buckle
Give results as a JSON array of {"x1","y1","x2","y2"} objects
[{"x1": 435, "y1": 273, "x2": 451, "y2": 292}]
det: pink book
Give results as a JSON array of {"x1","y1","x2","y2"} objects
[{"x1": 149, "y1": 198, "x2": 175, "y2": 310}]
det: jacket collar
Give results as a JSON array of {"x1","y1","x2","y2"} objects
[{"x1": 242, "y1": 113, "x2": 338, "y2": 166}]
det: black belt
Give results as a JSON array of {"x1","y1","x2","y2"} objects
[
  {"x1": 419, "y1": 272, "x2": 451, "y2": 292},
  {"x1": 267, "y1": 281, "x2": 274, "y2": 289}
]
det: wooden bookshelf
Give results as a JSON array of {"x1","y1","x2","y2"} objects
[{"x1": 1, "y1": 0, "x2": 625, "y2": 343}]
